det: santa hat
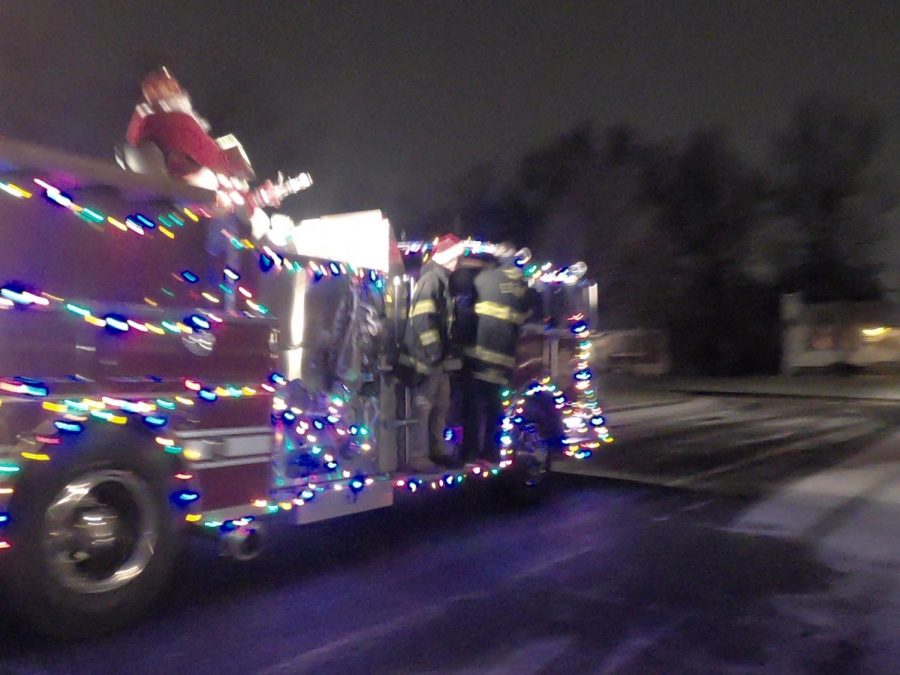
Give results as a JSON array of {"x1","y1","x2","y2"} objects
[{"x1": 430, "y1": 234, "x2": 464, "y2": 266}]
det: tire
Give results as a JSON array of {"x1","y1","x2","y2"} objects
[{"x1": 6, "y1": 438, "x2": 183, "y2": 639}]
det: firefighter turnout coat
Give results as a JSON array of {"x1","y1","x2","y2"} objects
[
  {"x1": 400, "y1": 261, "x2": 457, "y2": 382},
  {"x1": 467, "y1": 261, "x2": 531, "y2": 385},
  {"x1": 449, "y1": 254, "x2": 497, "y2": 352}
]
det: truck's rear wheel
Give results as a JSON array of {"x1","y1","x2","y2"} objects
[{"x1": 8, "y1": 444, "x2": 181, "y2": 638}]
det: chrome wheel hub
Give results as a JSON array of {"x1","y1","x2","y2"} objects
[{"x1": 42, "y1": 470, "x2": 159, "y2": 594}]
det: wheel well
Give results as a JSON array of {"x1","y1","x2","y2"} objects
[{"x1": 9, "y1": 421, "x2": 188, "y2": 518}]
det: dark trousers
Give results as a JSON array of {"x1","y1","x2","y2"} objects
[
  {"x1": 460, "y1": 376, "x2": 503, "y2": 462},
  {"x1": 409, "y1": 371, "x2": 451, "y2": 461}
]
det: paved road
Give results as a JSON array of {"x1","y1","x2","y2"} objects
[
  {"x1": 0, "y1": 395, "x2": 897, "y2": 674},
  {"x1": 560, "y1": 395, "x2": 899, "y2": 495}
]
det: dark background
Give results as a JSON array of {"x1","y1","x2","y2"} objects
[
  {"x1": 1, "y1": 1, "x2": 897, "y2": 228},
  {"x1": 1, "y1": 1, "x2": 898, "y2": 374}
]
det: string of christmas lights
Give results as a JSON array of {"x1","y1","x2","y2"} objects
[
  {"x1": 0, "y1": 279, "x2": 219, "y2": 336},
  {"x1": 499, "y1": 313, "x2": 613, "y2": 462},
  {"x1": 0, "y1": 176, "x2": 207, "y2": 240},
  {"x1": 0, "y1": 372, "x2": 286, "y2": 551},
  {"x1": 399, "y1": 239, "x2": 587, "y2": 285}
]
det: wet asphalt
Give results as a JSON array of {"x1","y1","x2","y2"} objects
[{"x1": 0, "y1": 395, "x2": 896, "y2": 674}]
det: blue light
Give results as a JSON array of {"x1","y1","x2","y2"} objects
[
  {"x1": 591, "y1": 416, "x2": 605, "y2": 426},
  {"x1": 186, "y1": 314, "x2": 211, "y2": 331},
  {"x1": 0, "y1": 513, "x2": 10, "y2": 526},
  {"x1": 283, "y1": 411, "x2": 296, "y2": 422},
  {"x1": 313, "y1": 420, "x2": 324, "y2": 430},
  {"x1": 270, "y1": 372, "x2": 286, "y2": 385},
  {"x1": 143, "y1": 415, "x2": 168, "y2": 428},
  {"x1": 13, "y1": 378, "x2": 49, "y2": 397},
  {"x1": 54, "y1": 420, "x2": 83, "y2": 434},
  {"x1": 134, "y1": 214, "x2": 156, "y2": 229},
  {"x1": 218, "y1": 283, "x2": 234, "y2": 295},
  {"x1": 104, "y1": 314, "x2": 130, "y2": 333},
  {"x1": 1, "y1": 285, "x2": 44, "y2": 307},
  {"x1": 326, "y1": 415, "x2": 339, "y2": 424},
  {"x1": 329, "y1": 262, "x2": 341, "y2": 275},
  {"x1": 224, "y1": 267, "x2": 241, "y2": 281},
  {"x1": 300, "y1": 488, "x2": 315, "y2": 501},
  {"x1": 259, "y1": 254, "x2": 274, "y2": 272},
  {"x1": 180, "y1": 270, "x2": 199, "y2": 284},
  {"x1": 198, "y1": 389, "x2": 217, "y2": 402},
  {"x1": 325, "y1": 461, "x2": 338, "y2": 471},
  {"x1": 575, "y1": 369, "x2": 592, "y2": 381},
  {"x1": 44, "y1": 189, "x2": 74, "y2": 208},
  {"x1": 173, "y1": 490, "x2": 200, "y2": 503}
]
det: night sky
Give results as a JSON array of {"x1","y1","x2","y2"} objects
[{"x1": 1, "y1": 1, "x2": 898, "y2": 231}]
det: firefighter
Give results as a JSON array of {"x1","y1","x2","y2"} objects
[
  {"x1": 461, "y1": 243, "x2": 532, "y2": 462},
  {"x1": 449, "y1": 250, "x2": 498, "y2": 358},
  {"x1": 399, "y1": 234, "x2": 465, "y2": 472}
]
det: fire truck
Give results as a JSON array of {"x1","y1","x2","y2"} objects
[{"x1": 0, "y1": 138, "x2": 611, "y2": 638}]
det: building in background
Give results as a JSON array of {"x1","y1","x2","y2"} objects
[{"x1": 781, "y1": 294, "x2": 900, "y2": 374}]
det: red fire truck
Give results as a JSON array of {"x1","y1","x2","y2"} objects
[{"x1": 0, "y1": 138, "x2": 611, "y2": 637}]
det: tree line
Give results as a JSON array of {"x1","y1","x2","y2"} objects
[{"x1": 417, "y1": 96, "x2": 895, "y2": 375}]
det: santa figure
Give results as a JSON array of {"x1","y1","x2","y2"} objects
[{"x1": 120, "y1": 68, "x2": 308, "y2": 236}]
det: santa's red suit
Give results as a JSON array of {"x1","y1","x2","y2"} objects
[{"x1": 126, "y1": 104, "x2": 237, "y2": 180}]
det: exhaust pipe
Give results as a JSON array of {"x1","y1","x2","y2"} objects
[{"x1": 219, "y1": 523, "x2": 265, "y2": 561}]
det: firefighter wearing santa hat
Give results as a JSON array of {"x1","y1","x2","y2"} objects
[{"x1": 399, "y1": 234, "x2": 465, "y2": 472}]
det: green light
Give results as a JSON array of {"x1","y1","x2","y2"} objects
[
  {"x1": 0, "y1": 463, "x2": 21, "y2": 473},
  {"x1": 65, "y1": 303, "x2": 90, "y2": 317}
]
